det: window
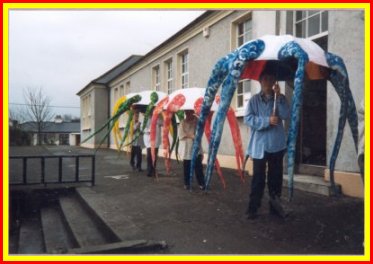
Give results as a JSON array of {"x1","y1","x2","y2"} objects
[
  {"x1": 82, "y1": 94, "x2": 91, "y2": 130},
  {"x1": 234, "y1": 16, "x2": 252, "y2": 111},
  {"x1": 114, "y1": 87, "x2": 119, "y2": 103},
  {"x1": 125, "y1": 81, "x2": 130, "y2": 94},
  {"x1": 237, "y1": 80, "x2": 252, "y2": 109},
  {"x1": 165, "y1": 60, "x2": 174, "y2": 94},
  {"x1": 119, "y1": 85, "x2": 125, "y2": 127},
  {"x1": 180, "y1": 52, "x2": 189, "y2": 88},
  {"x1": 152, "y1": 66, "x2": 161, "y2": 91},
  {"x1": 294, "y1": 11, "x2": 328, "y2": 38},
  {"x1": 59, "y1": 134, "x2": 69, "y2": 145},
  {"x1": 237, "y1": 19, "x2": 252, "y2": 46},
  {"x1": 119, "y1": 84, "x2": 124, "y2": 97}
]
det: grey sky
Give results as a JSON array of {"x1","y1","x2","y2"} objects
[{"x1": 8, "y1": 10, "x2": 205, "y2": 118}]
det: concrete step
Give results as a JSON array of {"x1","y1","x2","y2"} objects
[
  {"x1": 18, "y1": 216, "x2": 44, "y2": 254},
  {"x1": 75, "y1": 187, "x2": 168, "y2": 252},
  {"x1": 283, "y1": 174, "x2": 341, "y2": 196},
  {"x1": 59, "y1": 192, "x2": 119, "y2": 248},
  {"x1": 68, "y1": 240, "x2": 167, "y2": 254},
  {"x1": 40, "y1": 203, "x2": 78, "y2": 253},
  {"x1": 75, "y1": 187, "x2": 143, "y2": 241}
]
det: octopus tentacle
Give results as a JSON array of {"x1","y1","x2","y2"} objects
[
  {"x1": 112, "y1": 96, "x2": 127, "y2": 150},
  {"x1": 81, "y1": 95, "x2": 141, "y2": 148},
  {"x1": 162, "y1": 94, "x2": 186, "y2": 174},
  {"x1": 126, "y1": 92, "x2": 159, "y2": 147},
  {"x1": 150, "y1": 96, "x2": 169, "y2": 168},
  {"x1": 189, "y1": 55, "x2": 236, "y2": 187},
  {"x1": 226, "y1": 106, "x2": 245, "y2": 182},
  {"x1": 118, "y1": 109, "x2": 134, "y2": 151},
  {"x1": 326, "y1": 52, "x2": 359, "y2": 193},
  {"x1": 169, "y1": 115, "x2": 178, "y2": 156},
  {"x1": 174, "y1": 110, "x2": 185, "y2": 162},
  {"x1": 278, "y1": 42, "x2": 309, "y2": 200},
  {"x1": 194, "y1": 97, "x2": 226, "y2": 189},
  {"x1": 206, "y1": 112, "x2": 226, "y2": 189},
  {"x1": 204, "y1": 72, "x2": 241, "y2": 189},
  {"x1": 215, "y1": 95, "x2": 245, "y2": 183},
  {"x1": 192, "y1": 40, "x2": 265, "y2": 189}
]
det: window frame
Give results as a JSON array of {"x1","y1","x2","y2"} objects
[
  {"x1": 152, "y1": 65, "x2": 161, "y2": 91},
  {"x1": 231, "y1": 13, "x2": 253, "y2": 115},
  {"x1": 82, "y1": 94, "x2": 92, "y2": 130},
  {"x1": 236, "y1": 79, "x2": 252, "y2": 110},
  {"x1": 179, "y1": 51, "x2": 189, "y2": 89},
  {"x1": 165, "y1": 59, "x2": 174, "y2": 94},
  {"x1": 293, "y1": 10, "x2": 329, "y2": 39}
]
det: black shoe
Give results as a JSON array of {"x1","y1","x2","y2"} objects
[
  {"x1": 247, "y1": 211, "x2": 258, "y2": 220},
  {"x1": 138, "y1": 168, "x2": 143, "y2": 172},
  {"x1": 269, "y1": 196, "x2": 287, "y2": 218}
]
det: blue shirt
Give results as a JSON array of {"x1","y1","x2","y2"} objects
[{"x1": 244, "y1": 91, "x2": 289, "y2": 159}]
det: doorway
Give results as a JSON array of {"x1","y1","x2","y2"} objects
[{"x1": 295, "y1": 36, "x2": 328, "y2": 175}]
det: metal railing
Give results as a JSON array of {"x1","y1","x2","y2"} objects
[{"x1": 9, "y1": 155, "x2": 95, "y2": 186}]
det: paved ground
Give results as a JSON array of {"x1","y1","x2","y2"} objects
[{"x1": 9, "y1": 146, "x2": 365, "y2": 256}]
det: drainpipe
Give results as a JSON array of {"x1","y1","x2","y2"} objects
[
  {"x1": 106, "y1": 84, "x2": 111, "y2": 148},
  {"x1": 275, "y1": 10, "x2": 280, "y2": 35}
]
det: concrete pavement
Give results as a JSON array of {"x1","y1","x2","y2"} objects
[{"x1": 9, "y1": 146, "x2": 365, "y2": 256}]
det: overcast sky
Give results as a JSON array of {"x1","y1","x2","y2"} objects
[{"x1": 8, "y1": 10, "x2": 205, "y2": 118}]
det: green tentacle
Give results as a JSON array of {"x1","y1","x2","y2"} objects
[
  {"x1": 169, "y1": 114, "x2": 178, "y2": 154},
  {"x1": 125, "y1": 91, "x2": 159, "y2": 147},
  {"x1": 118, "y1": 109, "x2": 134, "y2": 151},
  {"x1": 173, "y1": 110, "x2": 184, "y2": 162},
  {"x1": 81, "y1": 95, "x2": 141, "y2": 148}
]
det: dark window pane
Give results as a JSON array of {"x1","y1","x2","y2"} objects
[
  {"x1": 238, "y1": 36, "x2": 243, "y2": 46},
  {"x1": 295, "y1": 21, "x2": 306, "y2": 37},
  {"x1": 295, "y1": 11, "x2": 306, "y2": 21},
  {"x1": 308, "y1": 10, "x2": 319, "y2": 16},
  {"x1": 286, "y1": 11, "x2": 294, "y2": 34},
  {"x1": 238, "y1": 23, "x2": 244, "y2": 35},
  {"x1": 237, "y1": 83, "x2": 243, "y2": 94},
  {"x1": 308, "y1": 13, "x2": 320, "y2": 37},
  {"x1": 237, "y1": 95, "x2": 243, "y2": 108},
  {"x1": 321, "y1": 11, "x2": 328, "y2": 32}
]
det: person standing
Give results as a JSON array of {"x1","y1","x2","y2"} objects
[
  {"x1": 130, "y1": 111, "x2": 143, "y2": 172},
  {"x1": 357, "y1": 99, "x2": 364, "y2": 182},
  {"x1": 178, "y1": 110, "x2": 205, "y2": 190},
  {"x1": 143, "y1": 111, "x2": 163, "y2": 177},
  {"x1": 244, "y1": 71, "x2": 289, "y2": 219}
]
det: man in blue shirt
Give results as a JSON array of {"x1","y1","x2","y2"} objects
[{"x1": 244, "y1": 71, "x2": 289, "y2": 219}]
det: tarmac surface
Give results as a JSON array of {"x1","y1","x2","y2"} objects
[{"x1": 9, "y1": 146, "x2": 365, "y2": 256}]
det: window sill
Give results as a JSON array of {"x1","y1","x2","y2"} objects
[{"x1": 235, "y1": 108, "x2": 245, "y2": 117}]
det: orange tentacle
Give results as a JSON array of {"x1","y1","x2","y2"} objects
[
  {"x1": 150, "y1": 96, "x2": 169, "y2": 169},
  {"x1": 194, "y1": 97, "x2": 226, "y2": 189},
  {"x1": 226, "y1": 107, "x2": 245, "y2": 182},
  {"x1": 215, "y1": 95, "x2": 244, "y2": 182},
  {"x1": 162, "y1": 94, "x2": 186, "y2": 174}
]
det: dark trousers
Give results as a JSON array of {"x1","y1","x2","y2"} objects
[
  {"x1": 183, "y1": 155, "x2": 205, "y2": 187},
  {"x1": 130, "y1": 146, "x2": 142, "y2": 170},
  {"x1": 358, "y1": 153, "x2": 364, "y2": 183},
  {"x1": 146, "y1": 148, "x2": 158, "y2": 177},
  {"x1": 248, "y1": 150, "x2": 284, "y2": 213}
]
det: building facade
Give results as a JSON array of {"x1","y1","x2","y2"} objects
[
  {"x1": 20, "y1": 117, "x2": 81, "y2": 146},
  {"x1": 77, "y1": 10, "x2": 364, "y2": 197}
]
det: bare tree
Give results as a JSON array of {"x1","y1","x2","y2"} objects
[
  {"x1": 9, "y1": 106, "x2": 26, "y2": 127},
  {"x1": 63, "y1": 114, "x2": 72, "y2": 122},
  {"x1": 23, "y1": 87, "x2": 54, "y2": 145}
]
